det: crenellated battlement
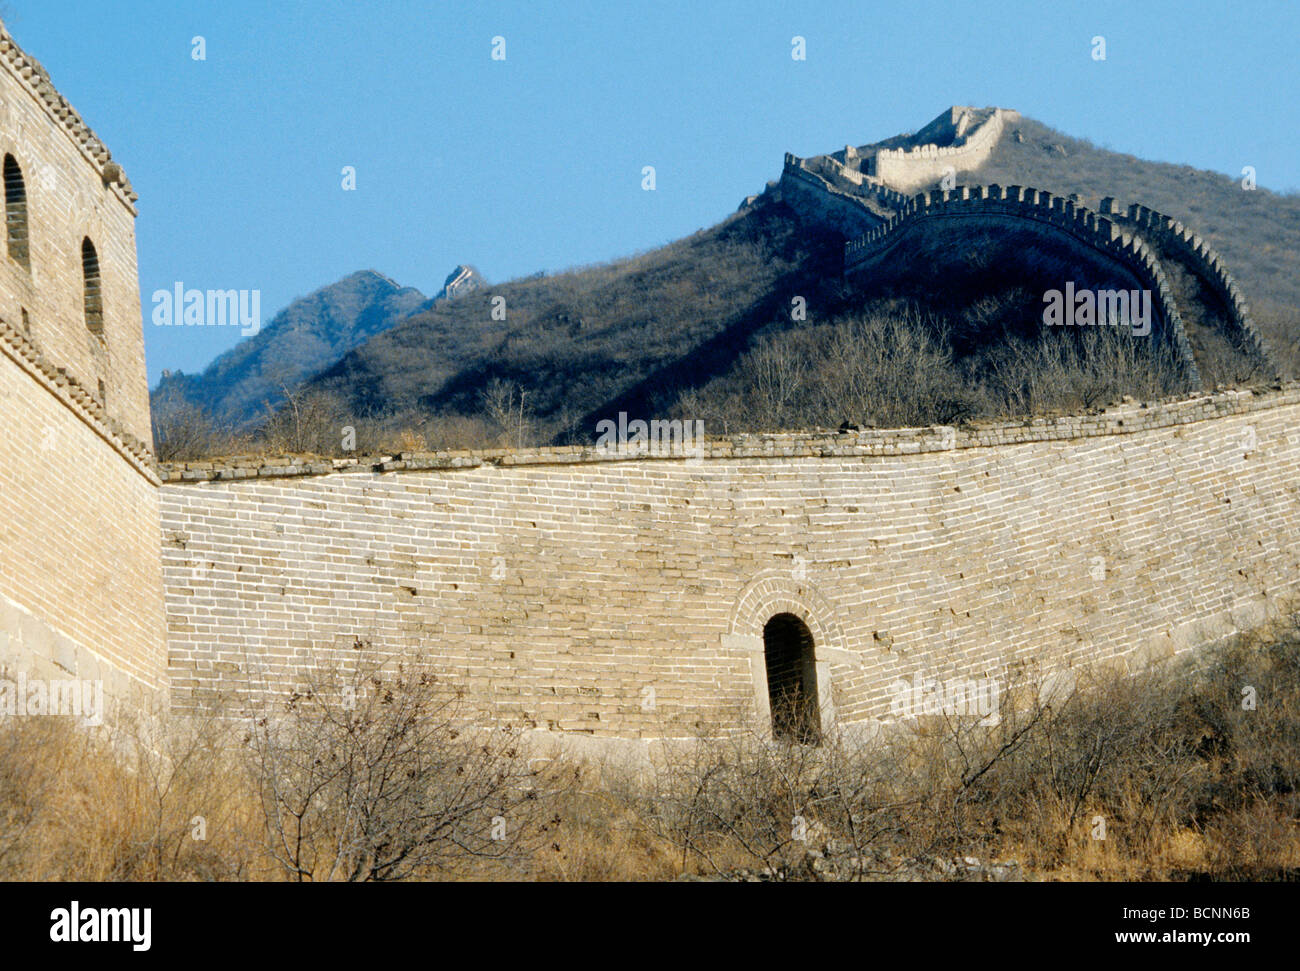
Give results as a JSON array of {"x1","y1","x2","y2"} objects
[
  {"x1": 2, "y1": 47, "x2": 1293, "y2": 740},
  {"x1": 777, "y1": 153, "x2": 892, "y2": 238},
  {"x1": 777, "y1": 112, "x2": 1283, "y2": 388},
  {"x1": 1102, "y1": 199, "x2": 1277, "y2": 377},
  {"x1": 786, "y1": 152, "x2": 912, "y2": 209},
  {"x1": 784, "y1": 109, "x2": 1274, "y2": 391},
  {"x1": 842, "y1": 184, "x2": 1202, "y2": 382}
]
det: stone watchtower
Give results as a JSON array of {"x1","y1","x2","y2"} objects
[{"x1": 0, "y1": 18, "x2": 166, "y2": 700}]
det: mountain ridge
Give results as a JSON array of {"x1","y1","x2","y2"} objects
[
  {"x1": 156, "y1": 108, "x2": 1300, "y2": 455},
  {"x1": 151, "y1": 263, "x2": 491, "y2": 428},
  {"x1": 290, "y1": 110, "x2": 1299, "y2": 440}
]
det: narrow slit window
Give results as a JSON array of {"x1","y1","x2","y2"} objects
[
  {"x1": 82, "y1": 237, "x2": 104, "y2": 336},
  {"x1": 4, "y1": 154, "x2": 30, "y2": 271}
]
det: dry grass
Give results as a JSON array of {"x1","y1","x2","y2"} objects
[
  {"x1": 0, "y1": 706, "x2": 268, "y2": 880},
  {"x1": 2, "y1": 616, "x2": 1299, "y2": 881}
]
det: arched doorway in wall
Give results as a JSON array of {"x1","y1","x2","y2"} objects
[{"x1": 763, "y1": 613, "x2": 820, "y2": 743}]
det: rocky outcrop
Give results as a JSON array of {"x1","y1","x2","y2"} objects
[{"x1": 150, "y1": 270, "x2": 428, "y2": 425}]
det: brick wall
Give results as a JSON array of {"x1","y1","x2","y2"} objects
[
  {"x1": 1109, "y1": 200, "x2": 1276, "y2": 375},
  {"x1": 161, "y1": 386, "x2": 1300, "y2": 741},
  {"x1": 0, "y1": 329, "x2": 166, "y2": 692},
  {"x1": 777, "y1": 155, "x2": 888, "y2": 240}
]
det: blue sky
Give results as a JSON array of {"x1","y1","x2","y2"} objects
[{"x1": 4, "y1": 0, "x2": 1296, "y2": 383}]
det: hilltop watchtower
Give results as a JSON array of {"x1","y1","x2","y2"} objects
[{"x1": 0, "y1": 18, "x2": 166, "y2": 699}]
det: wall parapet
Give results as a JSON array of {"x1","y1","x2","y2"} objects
[
  {"x1": 788, "y1": 152, "x2": 911, "y2": 210},
  {"x1": 843, "y1": 184, "x2": 1202, "y2": 383},
  {"x1": 872, "y1": 108, "x2": 1011, "y2": 163},
  {"x1": 159, "y1": 383, "x2": 1299, "y2": 485},
  {"x1": 866, "y1": 108, "x2": 1017, "y2": 193},
  {"x1": 0, "y1": 25, "x2": 137, "y2": 212},
  {"x1": 0, "y1": 314, "x2": 157, "y2": 482},
  {"x1": 162, "y1": 378, "x2": 1300, "y2": 735},
  {"x1": 778, "y1": 154, "x2": 891, "y2": 237}
]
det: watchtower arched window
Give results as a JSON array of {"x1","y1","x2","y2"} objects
[
  {"x1": 763, "y1": 613, "x2": 821, "y2": 743},
  {"x1": 4, "y1": 154, "x2": 30, "y2": 271},
  {"x1": 82, "y1": 238, "x2": 104, "y2": 336}
]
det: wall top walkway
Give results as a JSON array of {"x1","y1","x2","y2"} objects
[{"x1": 160, "y1": 384, "x2": 1299, "y2": 484}]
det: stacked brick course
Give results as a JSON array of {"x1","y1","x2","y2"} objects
[
  {"x1": 4, "y1": 39, "x2": 1295, "y2": 743},
  {"x1": 162, "y1": 385, "x2": 1300, "y2": 745},
  {"x1": 866, "y1": 107, "x2": 1017, "y2": 192}
]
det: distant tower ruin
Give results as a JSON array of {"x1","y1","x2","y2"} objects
[{"x1": 439, "y1": 264, "x2": 484, "y2": 302}]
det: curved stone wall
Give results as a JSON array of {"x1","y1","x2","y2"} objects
[
  {"x1": 1105, "y1": 200, "x2": 1277, "y2": 375},
  {"x1": 843, "y1": 184, "x2": 1202, "y2": 383},
  {"x1": 161, "y1": 385, "x2": 1300, "y2": 748},
  {"x1": 797, "y1": 153, "x2": 912, "y2": 209}
]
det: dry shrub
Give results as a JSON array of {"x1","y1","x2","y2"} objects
[
  {"x1": 685, "y1": 306, "x2": 1191, "y2": 436},
  {"x1": 255, "y1": 386, "x2": 351, "y2": 455},
  {"x1": 246, "y1": 649, "x2": 549, "y2": 881},
  {"x1": 629, "y1": 612, "x2": 1300, "y2": 880},
  {"x1": 978, "y1": 322, "x2": 1186, "y2": 415},
  {"x1": 3, "y1": 617, "x2": 1300, "y2": 881},
  {"x1": 527, "y1": 787, "x2": 678, "y2": 882},
  {"x1": 701, "y1": 310, "x2": 976, "y2": 433},
  {"x1": 950, "y1": 665, "x2": 1207, "y2": 872},
  {"x1": 151, "y1": 385, "x2": 246, "y2": 461},
  {"x1": 0, "y1": 648, "x2": 557, "y2": 882}
]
